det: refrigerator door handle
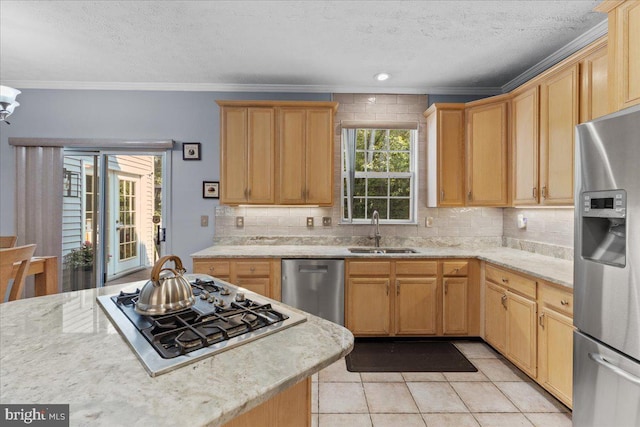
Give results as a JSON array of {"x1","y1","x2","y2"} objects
[{"x1": 588, "y1": 352, "x2": 640, "y2": 386}]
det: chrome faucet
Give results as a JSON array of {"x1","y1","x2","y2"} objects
[{"x1": 371, "y1": 210, "x2": 381, "y2": 248}]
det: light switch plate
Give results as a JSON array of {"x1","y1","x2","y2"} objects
[
  {"x1": 200, "y1": 215, "x2": 209, "y2": 227},
  {"x1": 425, "y1": 217, "x2": 434, "y2": 227},
  {"x1": 322, "y1": 217, "x2": 332, "y2": 226},
  {"x1": 306, "y1": 217, "x2": 314, "y2": 227},
  {"x1": 236, "y1": 216, "x2": 244, "y2": 227}
]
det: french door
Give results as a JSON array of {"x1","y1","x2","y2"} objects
[{"x1": 62, "y1": 151, "x2": 170, "y2": 290}]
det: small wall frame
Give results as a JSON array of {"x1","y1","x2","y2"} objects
[
  {"x1": 182, "y1": 142, "x2": 201, "y2": 160},
  {"x1": 203, "y1": 181, "x2": 219, "y2": 199}
]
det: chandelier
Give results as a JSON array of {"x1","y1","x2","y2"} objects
[{"x1": 0, "y1": 86, "x2": 21, "y2": 124}]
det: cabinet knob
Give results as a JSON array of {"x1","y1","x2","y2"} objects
[
  {"x1": 501, "y1": 277, "x2": 509, "y2": 283},
  {"x1": 561, "y1": 299, "x2": 569, "y2": 306},
  {"x1": 209, "y1": 266, "x2": 215, "y2": 272},
  {"x1": 250, "y1": 267, "x2": 255, "y2": 272}
]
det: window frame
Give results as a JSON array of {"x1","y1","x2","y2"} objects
[{"x1": 341, "y1": 127, "x2": 418, "y2": 225}]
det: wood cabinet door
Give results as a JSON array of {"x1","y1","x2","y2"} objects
[
  {"x1": 278, "y1": 108, "x2": 306, "y2": 204},
  {"x1": 485, "y1": 281, "x2": 507, "y2": 352},
  {"x1": 538, "y1": 307, "x2": 574, "y2": 408},
  {"x1": 438, "y1": 108, "x2": 466, "y2": 207},
  {"x1": 580, "y1": 44, "x2": 609, "y2": 122},
  {"x1": 305, "y1": 108, "x2": 333, "y2": 205},
  {"x1": 511, "y1": 86, "x2": 540, "y2": 205},
  {"x1": 540, "y1": 64, "x2": 579, "y2": 205},
  {"x1": 614, "y1": 0, "x2": 640, "y2": 110},
  {"x1": 506, "y1": 291, "x2": 537, "y2": 378},
  {"x1": 443, "y1": 277, "x2": 468, "y2": 335},
  {"x1": 466, "y1": 101, "x2": 509, "y2": 206},
  {"x1": 395, "y1": 277, "x2": 438, "y2": 335},
  {"x1": 221, "y1": 107, "x2": 249, "y2": 204},
  {"x1": 236, "y1": 277, "x2": 270, "y2": 298},
  {"x1": 346, "y1": 277, "x2": 391, "y2": 335},
  {"x1": 247, "y1": 108, "x2": 276, "y2": 203}
]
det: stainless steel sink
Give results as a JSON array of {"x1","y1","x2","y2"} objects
[{"x1": 348, "y1": 247, "x2": 418, "y2": 254}]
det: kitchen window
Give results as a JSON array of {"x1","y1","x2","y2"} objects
[{"x1": 341, "y1": 123, "x2": 417, "y2": 224}]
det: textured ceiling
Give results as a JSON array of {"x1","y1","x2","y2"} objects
[{"x1": 0, "y1": 1, "x2": 607, "y2": 93}]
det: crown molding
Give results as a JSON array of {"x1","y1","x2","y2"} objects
[
  {"x1": 0, "y1": 80, "x2": 502, "y2": 96},
  {"x1": 501, "y1": 19, "x2": 608, "y2": 93}
]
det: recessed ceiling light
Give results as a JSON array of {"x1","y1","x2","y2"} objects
[{"x1": 374, "y1": 73, "x2": 390, "y2": 82}]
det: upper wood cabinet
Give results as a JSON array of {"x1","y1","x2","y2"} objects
[
  {"x1": 424, "y1": 103, "x2": 466, "y2": 207},
  {"x1": 511, "y1": 86, "x2": 540, "y2": 205},
  {"x1": 465, "y1": 97, "x2": 510, "y2": 206},
  {"x1": 220, "y1": 107, "x2": 276, "y2": 204},
  {"x1": 539, "y1": 63, "x2": 579, "y2": 205},
  {"x1": 580, "y1": 43, "x2": 609, "y2": 122},
  {"x1": 216, "y1": 100, "x2": 338, "y2": 206},
  {"x1": 596, "y1": 0, "x2": 640, "y2": 111},
  {"x1": 278, "y1": 107, "x2": 334, "y2": 205}
]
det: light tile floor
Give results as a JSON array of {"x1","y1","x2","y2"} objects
[{"x1": 312, "y1": 341, "x2": 572, "y2": 427}]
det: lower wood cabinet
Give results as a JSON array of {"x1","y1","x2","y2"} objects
[
  {"x1": 192, "y1": 258, "x2": 281, "y2": 300},
  {"x1": 346, "y1": 259, "x2": 477, "y2": 337},
  {"x1": 223, "y1": 377, "x2": 311, "y2": 427},
  {"x1": 537, "y1": 282, "x2": 574, "y2": 408},
  {"x1": 484, "y1": 262, "x2": 574, "y2": 408},
  {"x1": 485, "y1": 264, "x2": 537, "y2": 378}
]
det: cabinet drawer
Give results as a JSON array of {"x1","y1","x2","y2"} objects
[
  {"x1": 236, "y1": 261, "x2": 271, "y2": 277},
  {"x1": 486, "y1": 265, "x2": 536, "y2": 299},
  {"x1": 193, "y1": 260, "x2": 231, "y2": 276},
  {"x1": 348, "y1": 261, "x2": 392, "y2": 276},
  {"x1": 540, "y1": 283, "x2": 573, "y2": 317},
  {"x1": 395, "y1": 261, "x2": 437, "y2": 276},
  {"x1": 442, "y1": 261, "x2": 468, "y2": 276},
  {"x1": 236, "y1": 277, "x2": 270, "y2": 297}
]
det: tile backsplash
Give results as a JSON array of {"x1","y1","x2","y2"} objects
[{"x1": 213, "y1": 93, "x2": 575, "y2": 259}]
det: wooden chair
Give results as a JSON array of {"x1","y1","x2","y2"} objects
[
  {"x1": 0, "y1": 244, "x2": 37, "y2": 302},
  {"x1": 0, "y1": 236, "x2": 17, "y2": 248}
]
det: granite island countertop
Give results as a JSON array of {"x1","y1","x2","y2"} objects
[
  {"x1": 192, "y1": 245, "x2": 573, "y2": 289},
  {"x1": 0, "y1": 283, "x2": 353, "y2": 427}
]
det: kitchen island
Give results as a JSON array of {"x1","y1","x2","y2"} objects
[{"x1": 0, "y1": 282, "x2": 354, "y2": 426}]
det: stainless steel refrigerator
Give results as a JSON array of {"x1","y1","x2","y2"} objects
[{"x1": 574, "y1": 104, "x2": 640, "y2": 427}]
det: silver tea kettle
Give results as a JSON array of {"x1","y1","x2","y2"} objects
[{"x1": 135, "y1": 255, "x2": 196, "y2": 316}]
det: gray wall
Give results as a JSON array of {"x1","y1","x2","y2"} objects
[{"x1": 0, "y1": 89, "x2": 330, "y2": 269}]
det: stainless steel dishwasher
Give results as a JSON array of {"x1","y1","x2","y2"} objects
[{"x1": 281, "y1": 259, "x2": 345, "y2": 325}]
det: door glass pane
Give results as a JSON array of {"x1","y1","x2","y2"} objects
[{"x1": 62, "y1": 154, "x2": 98, "y2": 292}]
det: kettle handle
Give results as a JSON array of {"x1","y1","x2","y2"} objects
[{"x1": 151, "y1": 255, "x2": 186, "y2": 282}]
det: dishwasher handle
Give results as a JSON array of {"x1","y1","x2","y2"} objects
[{"x1": 298, "y1": 265, "x2": 329, "y2": 274}]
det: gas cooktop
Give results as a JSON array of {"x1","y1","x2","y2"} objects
[{"x1": 97, "y1": 274, "x2": 307, "y2": 377}]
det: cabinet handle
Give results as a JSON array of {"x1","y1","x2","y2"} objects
[
  {"x1": 541, "y1": 186, "x2": 547, "y2": 199},
  {"x1": 532, "y1": 187, "x2": 537, "y2": 198},
  {"x1": 539, "y1": 313, "x2": 545, "y2": 328},
  {"x1": 386, "y1": 282, "x2": 390, "y2": 296},
  {"x1": 468, "y1": 191, "x2": 472, "y2": 201},
  {"x1": 244, "y1": 188, "x2": 248, "y2": 198},
  {"x1": 209, "y1": 266, "x2": 215, "y2": 272},
  {"x1": 501, "y1": 294, "x2": 507, "y2": 308},
  {"x1": 561, "y1": 299, "x2": 569, "y2": 306},
  {"x1": 396, "y1": 280, "x2": 400, "y2": 296},
  {"x1": 445, "y1": 283, "x2": 448, "y2": 295},
  {"x1": 441, "y1": 190, "x2": 445, "y2": 201}
]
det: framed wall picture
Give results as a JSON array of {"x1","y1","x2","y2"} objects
[
  {"x1": 182, "y1": 142, "x2": 201, "y2": 160},
  {"x1": 203, "y1": 181, "x2": 219, "y2": 199}
]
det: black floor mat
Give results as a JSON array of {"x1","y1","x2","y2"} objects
[{"x1": 345, "y1": 339, "x2": 477, "y2": 372}]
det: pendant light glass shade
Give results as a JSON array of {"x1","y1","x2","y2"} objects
[{"x1": 0, "y1": 85, "x2": 21, "y2": 122}]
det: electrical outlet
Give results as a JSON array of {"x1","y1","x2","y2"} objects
[
  {"x1": 425, "y1": 216, "x2": 434, "y2": 228},
  {"x1": 322, "y1": 217, "x2": 332, "y2": 226},
  {"x1": 306, "y1": 217, "x2": 314, "y2": 227},
  {"x1": 236, "y1": 216, "x2": 244, "y2": 227},
  {"x1": 200, "y1": 215, "x2": 209, "y2": 227}
]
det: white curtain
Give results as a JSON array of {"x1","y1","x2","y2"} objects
[{"x1": 15, "y1": 146, "x2": 64, "y2": 296}]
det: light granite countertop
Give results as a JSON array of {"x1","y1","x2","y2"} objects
[
  {"x1": 0, "y1": 283, "x2": 354, "y2": 427},
  {"x1": 192, "y1": 245, "x2": 573, "y2": 289}
]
